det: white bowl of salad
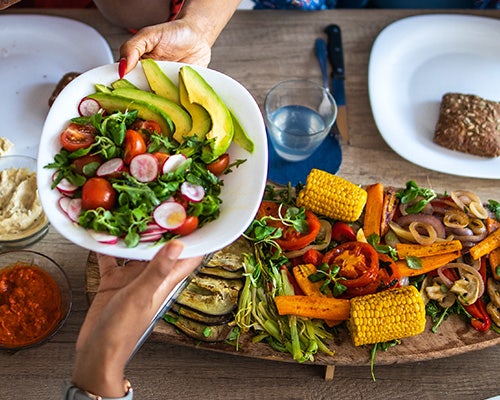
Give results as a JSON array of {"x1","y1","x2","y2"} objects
[{"x1": 37, "y1": 61, "x2": 267, "y2": 260}]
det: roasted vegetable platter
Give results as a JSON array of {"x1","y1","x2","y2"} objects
[{"x1": 85, "y1": 169, "x2": 500, "y2": 368}]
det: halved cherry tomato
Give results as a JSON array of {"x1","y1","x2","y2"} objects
[
  {"x1": 60, "y1": 122, "x2": 96, "y2": 152},
  {"x1": 322, "y1": 241, "x2": 379, "y2": 288},
  {"x1": 257, "y1": 201, "x2": 321, "y2": 251},
  {"x1": 207, "y1": 153, "x2": 230, "y2": 176},
  {"x1": 331, "y1": 221, "x2": 356, "y2": 243},
  {"x1": 152, "y1": 152, "x2": 169, "y2": 169},
  {"x1": 72, "y1": 154, "x2": 103, "y2": 177},
  {"x1": 171, "y1": 215, "x2": 199, "y2": 236},
  {"x1": 123, "y1": 129, "x2": 147, "y2": 164},
  {"x1": 130, "y1": 119, "x2": 163, "y2": 136},
  {"x1": 81, "y1": 177, "x2": 116, "y2": 210}
]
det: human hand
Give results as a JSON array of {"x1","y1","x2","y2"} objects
[
  {"x1": 72, "y1": 240, "x2": 203, "y2": 397},
  {"x1": 119, "y1": 19, "x2": 212, "y2": 77}
]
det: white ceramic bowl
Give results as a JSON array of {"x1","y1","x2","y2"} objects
[
  {"x1": 0, "y1": 155, "x2": 49, "y2": 249},
  {"x1": 37, "y1": 62, "x2": 268, "y2": 260}
]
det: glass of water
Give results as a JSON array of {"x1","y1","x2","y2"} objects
[{"x1": 264, "y1": 79, "x2": 337, "y2": 162}]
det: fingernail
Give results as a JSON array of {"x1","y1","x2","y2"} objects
[
  {"x1": 165, "y1": 240, "x2": 184, "y2": 260},
  {"x1": 118, "y1": 58, "x2": 127, "y2": 79}
]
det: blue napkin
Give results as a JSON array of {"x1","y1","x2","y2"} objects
[{"x1": 267, "y1": 132, "x2": 342, "y2": 186}]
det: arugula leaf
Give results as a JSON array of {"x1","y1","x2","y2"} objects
[{"x1": 396, "y1": 180, "x2": 436, "y2": 214}]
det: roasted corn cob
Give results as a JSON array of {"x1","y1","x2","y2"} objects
[
  {"x1": 296, "y1": 169, "x2": 367, "y2": 222},
  {"x1": 347, "y1": 285, "x2": 426, "y2": 346}
]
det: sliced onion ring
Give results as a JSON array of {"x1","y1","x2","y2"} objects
[
  {"x1": 408, "y1": 221, "x2": 437, "y2": 245},
  {"x1": 450, "y1": 190, "x2": 489, "y2": 219}
]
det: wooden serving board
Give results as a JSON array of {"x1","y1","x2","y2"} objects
[{"x1": 84, "y1": 250, "x2": 500, "y2": 369}]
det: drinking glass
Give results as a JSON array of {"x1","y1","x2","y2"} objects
[{"x1": 264, "y1": 79, "x2": 337, "y2": 162}]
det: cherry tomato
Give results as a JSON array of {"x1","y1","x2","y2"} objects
[
  {"x1": 72, "y1": 154, "x2": 103, "y2": 177},
  {"x1": 60, "y1": 122, "x2": 96, "y2": 152},
  {"x1": 301, "y1": 248, "x2": 323, "y2": 266},
  {"x1": 322, "y1": 241, "x2": 379, "y2": 288},
  {"x1": 207, "y1": 153, "x2": 230, "y2": 176},
  {"x1": 81, "y1": 177, "x2": 116, "y2": 210},
  {"x1": 257, "y1": 201, "x2": 321, "y2": 251},
  {"x1": 152, "y1": 152, "x2": 169, "y2": 168},
  {"x1": 171, "y1": 215, "x2": 199, "y2": 236},
  {"x1": 331, "y1": 221, "x2": 356, "y2": 243},
  {"x1": 123, "y1": 129, "x2": 147, "y2": 164},
  {"x1": 129, "y1": 119, "x2": 163, "y2": 136}
]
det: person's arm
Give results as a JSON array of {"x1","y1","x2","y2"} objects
[
  {"x1": 97, "y1": 0, "x2": 241, "y2": 75},
  {"x1": 70, "y1": 240, "x2": 202, "y2": 398}
]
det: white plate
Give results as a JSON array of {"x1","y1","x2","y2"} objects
[
  {"x1": 368, "y1": 14, "x2": 500, "y2": 179},
  {"x1": 0, "y1": 14, "x2": 113, "y2": 158},
  {"x1": 37, "y1": 61, "x2": 268, "y2": 260}
]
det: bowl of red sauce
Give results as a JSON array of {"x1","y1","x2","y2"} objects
[{"x1": 0, "y1": 250, "x2": 72, "y2": 350}]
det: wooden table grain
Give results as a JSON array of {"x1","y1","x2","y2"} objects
[{"x1": 1, "y1": 8, "x2": 500, "y2": 400}]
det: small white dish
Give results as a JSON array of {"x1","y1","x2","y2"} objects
[
  {"x1": 0, "y1": 14, "x2": 113, "y2": 158},
  {"x1": 37, "y1": 61, "x2": 268, "y2": 260},
  {"x1": 368, "y1": 14, "x2": 500, "y2": 179}
]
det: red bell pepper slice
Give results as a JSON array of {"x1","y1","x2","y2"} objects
[
  {"x1": 464, "y1": 298, "x2": 491, "y2": 332},
  {"x1": 258, "y1": 201, "x2": 321, "y2": 251},
  {"x1": 331, "y1": 221, "x2": 356, "y2": 243}
]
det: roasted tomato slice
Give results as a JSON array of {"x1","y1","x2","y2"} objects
[
  {"x1": 81, "y1": 177, "x2": 117, "y2": 210},
  {"x1": 344, "y1": 252, "x2": 400, "y2": 297},
  {"x1": 123, "y1": 129, "x2": 147, "y2": 164},
  {"x1": 322, "y1": 241, "x2": 379, "y2": 288},
  {"x1": 331, "y1": 221, "x2": 356, "y2": 243},
  {"x1": 60, "y1": 122, "x2": 96, "y2": 152},
  {"x1": 257, "y1": 201, "x2": 321, "y2": 251}
]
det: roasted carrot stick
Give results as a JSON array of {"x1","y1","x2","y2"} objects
[
  {"x1": 275, "y1": 295, "x2": 351, "y2": 321},
  {"x1": 395, "y1": 251, "x2": 461, "y2": 277},
  {"x1": 469, "y1": 229, "x2": 500, "y2": 260},
  {"x1": 395, "y1": 240, "x2": 462, "y2": 259},
  {"x1": 363, "y1": 183, "x2": 385, "y2": 238},
  {"x1": 488, "y1": 247, "x2": 500, "y2": 280}
]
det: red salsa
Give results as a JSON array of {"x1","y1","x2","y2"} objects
[{"x1": 0, "y1": 264, "x2": 62, "y2": 348}]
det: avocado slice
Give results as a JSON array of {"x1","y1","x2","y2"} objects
[
  {"x1": 87, "y1": 92, "x2": 174, "y2": 135},
  {"x1": 111, "y1": 79, "x2": 138, "y2": 90},
  {"x1": 230, "y1": 110, "x2": 254, "y2": 153},
  {"x1": 141, "y1": 59, "x2": 180, "y2": 104},
  {"x1": 111, "y1": 87, "x2": 192, "y2": 140},
  {"x1": 177, "y1": 74, "x2": 212, "y2": 143},
  {"x1": 179, "y1": 66, "x2": 234, "y2": 162}
]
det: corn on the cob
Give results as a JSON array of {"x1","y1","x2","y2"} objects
[
  {"x1": 296, "y1": 169, "x2": 367, "y2": 222},
  {"x1": 347, "y1": 285, "x2": 426, "y2": 346}
]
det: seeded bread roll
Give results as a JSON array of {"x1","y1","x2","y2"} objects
[{"x1": 433, "y1": 93, "x2": 500, "y2": 158}]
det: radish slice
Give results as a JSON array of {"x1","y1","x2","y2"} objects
[
  {"x1": 97, "y1": 158, "x2": 125, "y2": 177},
  {"x1": 153, "y1": 201, "x2": 186, "y2": 230},
  {"x1": 54, "y1": 175, "x2": 78, "y2": 196},
  {"x1": 139, "y1": 231, "x2": 164, "y2": 243},
  {"x1": 180, "y1": 181, "x2": 205, "y2": 202},
  {"x1": 66, "y1": 198, "x2": 83, "y2": 222},
  {"x1": 78, "y1": 97, "x2": 101, "y2": 117},
  {"x1": 58, "y1": 196, "x2": 72, "y2": 216},
  {"x1": 162, "y1": 154, "x2": 187, "y2": 174},
  {"x1": 129, "y1": 153, "x2": 159, "y2": 182},
  {"x1": 87, "y1": 229, "x2": 119, "y2": 244},
  {"x1": 143, "y1": 222, "x2": 169, "y2": 234}
]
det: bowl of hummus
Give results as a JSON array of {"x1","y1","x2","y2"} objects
[{"x1": 0, "y1": 155, "x2": 49, "y2": 249}]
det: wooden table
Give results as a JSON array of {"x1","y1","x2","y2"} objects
[{"x1": 1, "y1": 8, "x2": 499, "y2": 400}]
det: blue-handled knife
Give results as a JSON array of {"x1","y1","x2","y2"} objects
[{"x1": 325, "y1": 24, "x2": 349, "y2": 144}]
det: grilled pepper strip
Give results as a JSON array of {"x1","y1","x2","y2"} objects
[{"x1": 464, "y1": 298, "x2": 491, "y2": 332}]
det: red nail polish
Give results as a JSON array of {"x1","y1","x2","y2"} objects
[{"x1": 118, "y1": 58, "x2": 127, "y2": 79}]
